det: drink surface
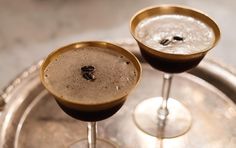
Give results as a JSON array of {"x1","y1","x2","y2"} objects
[
  {"x1": 135, "y1": 14, "x2": 215, "y2": 54},
  {"x1": 44, "y1": 46, "x2": 138, "y2": 105}
]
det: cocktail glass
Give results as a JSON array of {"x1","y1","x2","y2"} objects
[
  {"x1": 130, "y1": 5, "x2": 220, "y2": 138},
  {"x1": 40, "y1": 41, "x2": 141, "y2": 147}
]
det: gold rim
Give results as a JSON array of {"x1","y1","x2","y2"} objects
[
  {"x1": 40, "y1": 41, "x2": 142, "y2": 110},
  {"x1": 130, "y1": 4, "x2": 221, "y2": 60}
]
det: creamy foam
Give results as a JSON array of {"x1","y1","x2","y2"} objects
[
  {"x1": 44, "y1": 46, "x2": 138, "y2": 105},
  {"x1": 135, "y1": 14, "x2": 215, "y2": 54}
]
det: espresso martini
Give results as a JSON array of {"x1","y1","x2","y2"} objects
[
  {"x1": 130, "y1": 5, "x2": 220, "y2": 138},
  {"x1": 41, "y1": 42, "x2": 141, "y2": 147},
  {"x1": 133, "y1": 13, "x2": 217, "y2": 73},
  {"x1": 42, "y1": 44, "x2": 140, "y2": 121}
]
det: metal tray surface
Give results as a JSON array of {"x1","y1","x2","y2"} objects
[{"x1": 0, "y1": 41, "x2": 236, "y2": 148}]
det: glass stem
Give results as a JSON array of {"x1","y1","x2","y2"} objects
[
  {"x1": 87, "y1": 122, "x2": 97, "y2": 148},
  {"x1": 158, "y1": 73, "x2": 173, "y2": 120}
]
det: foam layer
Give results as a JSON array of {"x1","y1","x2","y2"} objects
[
  {"x1": 44, "y1": 46, "x2": 138, "y2": 105},
  {"x1": 135, "y1": 14, "x2": 215, "y2": 54}
]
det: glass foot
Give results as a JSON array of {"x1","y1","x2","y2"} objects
[
  {"x1": 69, "y1": 138, "x2": 117, "y2": 148},
  {"x1": 134, "y1": 97, "x2": 192, "y2": 138}
]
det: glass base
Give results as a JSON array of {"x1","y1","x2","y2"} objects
[
  {"x1": 134, "y1": 97, "x2": 192, "y2": 138},
  {"x1": 69, "y1": 138, "x2": 117, "y2": 148}
]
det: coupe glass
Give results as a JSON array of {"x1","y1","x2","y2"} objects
[
  {"x1": 40, "y1": 41, "x2": 141, "y2": 147},
  {"x1": 130, "y1": 5, "x2": 220, "y2": 138}
]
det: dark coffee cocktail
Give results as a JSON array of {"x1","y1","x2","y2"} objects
[
  {"x1": 135, "y1": 14, "x2": 216, "y2": 73},
  {"x1": 42, "y1": 45, "x2": 140, "y2": 121}
]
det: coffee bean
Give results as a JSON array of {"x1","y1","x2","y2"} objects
[
  {"x1": 81, "y1": 65, "x2": 95, "y2": 73},
  {"x1": 160, "y1": 39, "x2": 171, "y2": 46},
  {"x1": 173, "y1": 36, "x2": 184, "y2": 41}
]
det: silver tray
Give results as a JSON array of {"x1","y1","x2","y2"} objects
[{"x1": 0, "y1": 41, "x2": 236, "y2": 148}]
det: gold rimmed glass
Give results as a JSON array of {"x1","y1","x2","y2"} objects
[
  {"x1": 130, "y1": 5, "x2": 220, "y2": 138},
  {"x1": 40, "y1": 41, "x2": 141, "y2": 147}
]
